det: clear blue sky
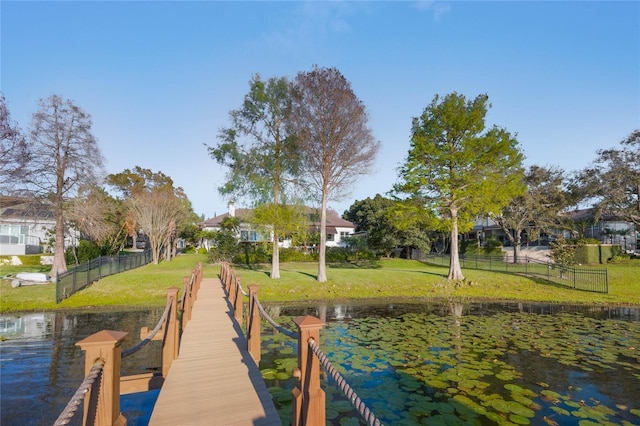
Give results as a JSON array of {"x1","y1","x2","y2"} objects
[{"x1": 2, "y1": 1, "x2": 639, "y2": 218}]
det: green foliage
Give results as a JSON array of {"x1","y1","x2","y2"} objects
[
  {"x1": 343, "y1": 195, "x2": 432, "y2": 257},
  {"x1": 17, "y1": 255, "x2": 43, "y2": 267},
  {"x1": 65, "y1": 240, "x2": 103, "y2": 265},
  {"x1": 395, "y1": 93, "x2": 525, "y2": 231},
  {"x1": 234, "y1": 243, "x2": 271, "y2": 265},
  {"x1": 197, "y1": 247, "x2": 208, "y2": 255},
  {"x1": 549, "y1": 236, "x2": 576, "y2": 265},
  {"x1": 181, "y1": 245, "x2": 196, "y2": 254},
  {"x1": 280, "y1": 248, "x2": 317, "y2": 262},
  {"x1": 207, "y1": 230, "x2": 240, "y2": 263}
]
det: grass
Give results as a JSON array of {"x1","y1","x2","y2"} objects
[
  {"x1": 0, "y1": 254, "x2": 209, "y2": 313},
  {"x1": 1, "y1": 255, "x2": 638, "y2": 313}
]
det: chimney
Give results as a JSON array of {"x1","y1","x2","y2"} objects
[{"x1": 228, "y1": 200, "x2": 235, "y2": 217}]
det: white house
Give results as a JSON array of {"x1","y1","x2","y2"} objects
[
  {"x1": 199, "y1": 201, "x2": 356, "y2": 248},
  {"x1": 0, "y1": 198, "x2": 54, "y2": 255}
]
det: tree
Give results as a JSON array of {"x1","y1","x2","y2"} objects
[
  {"x1": 108, "y1": 167, "x2": 191, "y2": 264},
  {"x1": 0, "y1": 94, "x2": 29, "y2": 194},
  {"x1": 491, "y1": 165, "x2": 567, "y2": 262},
  {"x1": 571, "y1": 129, "x2": 640, "y2": 226},
  {"x1": 67, "y1": 185, "x2": 128, "y2": 255},
  {"x1": 395, "y1": 93, "x2": 524, "y2": 280},
  {"x1": 289, "y1": 66, "x2": 380, "y2": 282},
  {"x1": 208, "y1": 74, "x2": 300, "y2": 279},
  {"x1": 24, "y1": 95, "x2": 104, "y2": 276},
  {"x1": 344, "y1": 195, "x2": 431, "y2": 258}
]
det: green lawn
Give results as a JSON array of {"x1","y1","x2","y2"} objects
[{"x1": 1, "y1": 255, "x2": 638, "y2": 313}]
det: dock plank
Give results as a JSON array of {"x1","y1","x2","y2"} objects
[{"x1": 149, "y1": 278, "x2": 282, "y2": 426}]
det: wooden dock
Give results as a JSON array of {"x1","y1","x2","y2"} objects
[{"x1": 149, "y1": 277, "x2": 282, "y2": 426}]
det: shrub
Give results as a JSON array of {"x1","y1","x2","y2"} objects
[
  {"x1": 234, "y1": 244, "x2": 271, "y2": 265},
  {"x1": 65, "y1": 240, "x2": 102, "y2": 265},
  {"x1": 325, "y1": 247, "x2": 351, "y2": 263},
  {"x1": 197, "y1": 247, "x2": 208, "y2": 255},
  {"x1": 280, "y1": 248, "x2": 317, "y2": 262}
]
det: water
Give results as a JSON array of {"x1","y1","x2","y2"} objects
[
  {"x1": 259, "y1": 301, "x2": 640, "y2": 425},
  {"x1": 1, "y1": 302, "x2": 639, "y2": 426},
  {"x1": 0, "y1": 309, "x2": 164, "y2": 426}
]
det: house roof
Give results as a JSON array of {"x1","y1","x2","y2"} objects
[
  {"x1": 200, "y1": 206, "x2": 355, "y2": 231},
  {"x1": 562, "y1": 208, "x2": 625, "y2": 222},
  {"x1": 0, "y1": 197, "x2": 55, "y2": 221}
]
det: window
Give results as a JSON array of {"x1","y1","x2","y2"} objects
[
  {"x1": 327, "y1": 233, "x2": 334, "y2": 241},
  {"x1": 340, "y1": 231, "x2": 351, "y2": 238}
]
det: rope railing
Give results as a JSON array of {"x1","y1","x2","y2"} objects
[
  {"x1": 53, "y1": 359, "x2": 105, "y2": 426},
  {"x1": 308, "y1": 338, "x2": 383, "y2": 426},
  {"x1": 253, "y1": 294, "x2": 298, "y2": 339},
  {"x1": 218, "y1": 261, "x2": 384, "y2": 426},
  {"x1": 121, "y1": 295, "x2": 174, "y2": 358},
  {"x1": 53, "y1": 263, "x2": 205, "y2": 426}
]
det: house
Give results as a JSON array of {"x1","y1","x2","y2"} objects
[
  {"x1": 562, "y1": 208, "x2": 638, "y2": 252},
  {"x1": 199, "y1": 201, "x2": 356, "y2": 248},
  {"x1": 0, "y1": 197, "x2": 54, "y2": 255}
]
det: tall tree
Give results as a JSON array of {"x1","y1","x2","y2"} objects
[
  {"x1": 67, "y1": 185, "x2": 128, "y2": 254},
  {"x1": 0, "y1": 95, "x2": 29, "y2": 194},
  {"x1": 289, "y1": 66, "x2": 380, "y2": 282},
  {"x1": 491, "y1": 165, "x2": 567, "y2": 262},
  {"x1": 108, "y1": 167, "x2": 191, "y2": 263},
  {"x1": 24, "y1": 95, "x2": 104, "y2": 276},
  {"x1": 571, "y1": 129, "x2": 640, "y2": 226},
  {"x1": 344, "y1": 195, "x2": 431, "y2": 258},
  {"x1": 395, "y1": 93, "x2": 524, "y2": 280},
  {"x1": 208, "y1": 74, "x2": 300, "y2": 279}
]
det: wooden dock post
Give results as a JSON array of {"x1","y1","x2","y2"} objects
[
  {"x1": 234, "y1": 276, "x2": 243, "y2": 325},
  {"x1": 247, "y1": 284, "x2": 260, "y2": 363},
  {"x1": 163, "y1": 287, "x2": 180, "y2": 377},
  {"x1": 292, "y1": 315, "x2": 325, "y2": 426},
  {"x1": 77, "y1": 330, "x2": 128, "y2": 426}
]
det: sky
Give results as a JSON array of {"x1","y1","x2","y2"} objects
[{"x1": 2, "y1": 1, "x2": 639, "y2": 219}]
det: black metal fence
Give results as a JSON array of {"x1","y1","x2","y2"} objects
[
  {"x1": 421, "y1": 254, "x2": 609, "y2": 294},
  {"x1": 55, "y1": 250, "x2": 152, "y2": 303}
]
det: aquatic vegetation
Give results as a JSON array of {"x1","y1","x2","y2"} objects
[{"x1": 260, "y1": 302, "x2": 640, "y2": 425}]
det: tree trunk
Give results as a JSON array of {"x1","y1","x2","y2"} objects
[
  {"x1": 271, "y1": 231, "x2": 280, "y2": 279},
  {"x1": 317, "y1": 192, "x2": 328, "y2": 282},
  {"x1": 50, "y1": 206, "x2": 67, "y2": 277},
  {"x1": 448, "y1": 209, "x2": 464, "y2": 281},
  {"x1": 512, "y1": 230, "x2": 522, "y2": 263}
]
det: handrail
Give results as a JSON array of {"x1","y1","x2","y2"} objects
[
  {"x1": 308, "y1": 338, "x2": 383, "y2": 426},
  {"x1": 218, "y1": 261, "x2": 383, "y2": 426},
  {"x1": 253, "y1": 293, "x2": 298, "y2": 339},
  {"x1": 121, "y1": 295, "x2": 174, "y2": 358},
  {"x1": 53, "y1": 359, "x2": 105, "y2": 426},
  {"x1": 55, "y1": 262, "x2": 203, "y2": 426}
]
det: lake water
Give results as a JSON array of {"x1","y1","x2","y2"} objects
[
  {"x1": 259, "y1": 301, "x2": 640, "y2": 425},
  {"x1": 0, "y1": 309, "x2": 164, "y2": 426},
  {"x1": 1, "y1": 302, "x2": 639, "y2": 426}
]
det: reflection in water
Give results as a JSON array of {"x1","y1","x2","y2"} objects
[
  {"x1": 0, "y1": 309, "x2": 163, "y2": 426},
  {"x1": 261, "y1": 301, "x2": 640, "y2": 426}
]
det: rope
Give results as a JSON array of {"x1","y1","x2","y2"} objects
[
  {"x1": 236, "y1": 278, "x2": 249, "y2": 297},
  {"x1": 308, "y1": 338, "x2": 383, "y2": 426},
  {"x1": 53, "y1": 359, "x2": 105, "y2": 426},
  {"x1": 253, "y1": 295, "x2": 298, "y2": 339},
  {"x1": 121, "y1": 296, "x2": 174, "y2": 358}
]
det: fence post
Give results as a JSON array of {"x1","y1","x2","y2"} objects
[
  {"x1": 163, "y1": 287, "x2": 180, "y2": 377},
  {"x1": 76, "y1": 330, "x2": 128, "y2": 426},
  {"x1": 292, "y1": 315, "x2": 326, "y2": 426},
  {"x1": 234, "y1": 276, "x2": 243, "y2": 325},
  {"x1": 183, "y1": 276, "x2": 193, "y2": 326},
  {"x1": 247, "y1": 284, "x2": 260, "y2": 363}
]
